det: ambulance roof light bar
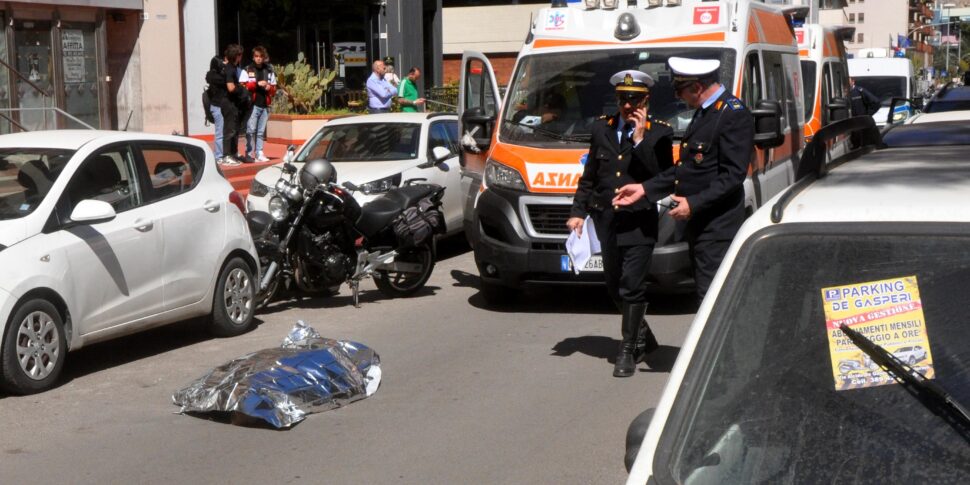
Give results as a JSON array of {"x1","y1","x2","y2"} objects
[{"x1": 646, "y1": 0, "x2": 682, "y2": 7}]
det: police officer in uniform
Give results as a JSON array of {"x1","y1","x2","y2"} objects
[
  {"x1": 567, "y1": 70, "x2": 674, "y2": 378},
  {"x1": 614, "y1": 57, "x2": 753, "y2": 302}
]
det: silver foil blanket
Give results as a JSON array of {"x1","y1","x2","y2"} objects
[{"x1": 172, "y1": 321, "x2": 381, "y2": 428}]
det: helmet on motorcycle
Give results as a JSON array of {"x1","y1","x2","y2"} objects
[{"x1": 299, "y1": 158, "x2": 337, "y2": 188}]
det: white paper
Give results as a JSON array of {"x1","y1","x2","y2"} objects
[{"x1": 566, "y1": 216, "x2": 600, "y2": 275}]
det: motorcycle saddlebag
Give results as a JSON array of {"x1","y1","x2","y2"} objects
[{"x1": 392, "y1": 198, "x2": 444, "y2": 248}]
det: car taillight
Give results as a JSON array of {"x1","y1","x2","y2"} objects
[{"x1": 229, "y1": 191, "x2": 247, "y2": 214}]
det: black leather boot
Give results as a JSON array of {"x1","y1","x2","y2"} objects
[
  {"x1": 633, "y1": 303, "x2": 659, "y2": 362},
  {"x1": 613, "y1": 303, "x2": 641, "y2": 377}
]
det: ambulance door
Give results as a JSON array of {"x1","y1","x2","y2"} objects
[
  {"x1": 740, "y1": 49, "x2": 767, "y2": 209},
  {"x1": 458, "y1": 51, "x2": 502, "y2": 241},
  {"x1": 758, "y1": 50, "x2": 798, "y2": 203}
]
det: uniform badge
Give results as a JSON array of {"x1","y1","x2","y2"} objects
[
  {"x1": 694, "y1": 153, "x2": 704, "y2": 163},
  {"x1": 728, "y1": 99, "x2": 743, "y2": 110},
  {"x1": 624, "y1": 74, "x2": 634, "y2": 86}
]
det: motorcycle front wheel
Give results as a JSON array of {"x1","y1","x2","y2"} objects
[
  {"x1": 254, "y1": 276, "x2": 280, "y2": 311},
  {"x1": 374, "y1": 243, "x2": 435, "y2": 297}
]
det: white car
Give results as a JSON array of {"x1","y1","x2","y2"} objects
[
  {"x1": 248, "y1": 113, "x2": 464, "y2": 235},
  {"x1": 625, "y1": 119, "x2": 970, "y2": 483},
  {"x1": 0, "y1": 131, "x2": 258, "y2": 394}
]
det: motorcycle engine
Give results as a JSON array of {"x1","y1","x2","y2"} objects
[{"x1": 296, "y1": 229, "x2": 353, "y2": 290}]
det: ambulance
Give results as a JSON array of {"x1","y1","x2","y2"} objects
[
  {"x1": 795, "y1": 23, "x2": 853, "y2": 141},
  {"x1": 458, "y1": 0, "x2": 805, "y2": 299},
  {"x1": 848, "y1": 51, "x2": 918, "y2": 126}
]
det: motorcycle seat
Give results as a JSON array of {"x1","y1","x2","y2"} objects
[{"x1": 356, "y1": 185, "x2": 438, "y2": 237}]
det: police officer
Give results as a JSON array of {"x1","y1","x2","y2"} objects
[
  {"x1": 613, "y1": 57, "x2": 754, "y2": 302},
  {"x1": 567, "y1": 70, "x2": 674, "y2": 378},
  {"x1": 849, "y1": 77, "x2": 880, "y2": 117}
]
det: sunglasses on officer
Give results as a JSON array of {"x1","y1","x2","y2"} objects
[{"x1": 616, "y1": 93, "x2": 649, "y2": 107}]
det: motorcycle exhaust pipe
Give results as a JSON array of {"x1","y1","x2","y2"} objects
[{"x1": 260, "y1": 261, "x2": 279, "y2": 290}]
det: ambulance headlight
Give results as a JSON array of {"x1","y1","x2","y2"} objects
[
  {"x1": 485, "y1": 160, "x2": 527, "y2": 191},
  {"x1": 615, "y1": 12, "x2": 640, "y2": 40},
  {"x1": 601, "y1": 0, "x2": 618, "y2": 8},
  {"x1": 584, "y1": 0, "x2": 599, "y2": 9},
  {"x1": 893, "y1": 112, "x2": 907, "y2": 122}
]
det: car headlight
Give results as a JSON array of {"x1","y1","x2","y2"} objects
[
  {"x1": 359, "y1": 174, "x2": 402, "y2": 195},
  {"x1": 268, "y1": 196, "x2": 289, "y2": 221},
  {"x1": 893, "y1": 111, "x2": 906, "y2": 121},
  {"x1": 485, "y1": 159, "x2": 527, "y2": 191},
  {"x1": 250, "y1": 179, "x2": 271, "y2": 197}
]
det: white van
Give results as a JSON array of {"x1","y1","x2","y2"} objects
[{"x1": 848, "y1": 54, "x2": 916, "y2": 126}]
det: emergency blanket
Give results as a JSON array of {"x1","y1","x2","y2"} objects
[{"x1": 172, "y1": 321, "x2": 381, "y2": 428}]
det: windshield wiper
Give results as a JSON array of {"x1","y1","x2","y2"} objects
[
  {"x1": 503, "y1": 119, "x2": 590, "y2": 143},
  {"x1": 839, "y1": 323, "x2": 970, "y2": 427}
]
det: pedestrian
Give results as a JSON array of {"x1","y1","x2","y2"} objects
[
  {"x1": 205, "y1": 55, "x2": 227, "y2": 162},
  {"x1": 240, "y1": 46, "x2": 277, "y2": 163},
  {"x1": 398, "y1": 67, "x2": 426, "y2": 113},
  {"x1": 383, "y1": 57, "x2": 401, "y2": 87},
  {"x1": 613, "y1": 57, "x2": 754, "y2": 303},
  {"x1": 849, "y1": 77, "x2": 879, "y2": 117},
  {"x1": 212, "y1": 44, "x2": 245, "y2": 165},
  {"x1": 567, "y1": 70, "x2": 673, "y2": 378},
  {"x1": 367, "y1": 59, "x2": 397, "y2": 114}
]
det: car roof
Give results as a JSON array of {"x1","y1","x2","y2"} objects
[
  {"x1": 324, "y1": 112, "x2": 457, "y2": 127},
  {"x1": 934, "y1": 85, "x2": 970, "y2": 101},
  {"x1": 881, "y1": 121, "x2": 970, "y2": 146},
  {"x1": 908, "y1": 111, "x2": 970, "y2": 124},
  {"x1": 745, "y1": 146, "x2": 970, "y2": 232},
  {"x1": 0, "y1": 130, "x2": 207, "y2": 151}
]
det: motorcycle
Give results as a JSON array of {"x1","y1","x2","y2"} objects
[{"x1": 246, "y1": 157, "x2": 445, "y2": 309}]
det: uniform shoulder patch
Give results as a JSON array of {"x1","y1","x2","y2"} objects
[
  {"x1": 649, "y1": 116, "x2": 670, "y2": 127},
  {"x1": 727, "y1": 98, "x2": 744, "y2": 111}
]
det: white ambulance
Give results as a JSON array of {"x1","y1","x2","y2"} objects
[
  {"x1": 795, "y1": 23, "x2": 853, "y2": 141},
  {"x1": 848, "y1": 51, "x2": 917, "y2": 126},
  {"x1": 458, "y1": 0, "x2": 805, "y2": 299}
]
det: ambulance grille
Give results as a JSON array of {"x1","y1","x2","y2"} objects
[{"x1": 526, "y1": 204, "x2": 571, "y2": 236}]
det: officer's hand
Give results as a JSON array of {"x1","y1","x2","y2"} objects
[
  {"x1": 613, "y1": 184, "x2": 646, "y2": 207},
  {"x1": 669, "y1": 195, "x2": 691, "y2": 220},
  {"x1": 632, "y1": 107, "x2": 647, "y2": 144},
  {"x1": 567, "y1": 217, "x2": 584, "y2": 236}
]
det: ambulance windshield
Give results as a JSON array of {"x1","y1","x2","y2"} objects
[{"x1": 500, "y1": 48, "x2": 735, "y2": 148}]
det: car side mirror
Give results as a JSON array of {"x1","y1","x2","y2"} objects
[
  {"x1": 431, "y1": 146, "x2": 451, "y2": 163},
  {"x1": 887, "y1": 97, "x2": 914, "y2": 125},
  {"x1": 624, "y1": 408, "x2": 656, "y2": 473},
  {"x1": 70, "y1": 199, "x2": 116, "y2": 224},
  {"x1": 461, "y1": 106, "x2": 496, "y2": 152},
  {"x1": 282, "y1": 162, "x2": 298, "y2": 174},
  {"x1": 752, "y1": 100, "x2": 784, "y2": 148},
  {"x1": 282, "y1": 144, "x2": 297, "y2": 163},
  {"x1": 827, "y1": 97, "x2": 850, "y2": 123}
]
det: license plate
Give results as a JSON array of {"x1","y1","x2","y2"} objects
[{"x1": 561, "y1": 255, "x2": 604, "y2": 272}]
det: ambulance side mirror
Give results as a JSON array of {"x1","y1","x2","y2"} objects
[
  {"x1": 752, "y1": 100, "x2": 784, "y2": 148},
  {"x1": 828, "y1": 97, "x2": 850, "y2": 123},
  {"x1": 461, "y1": 107, "x2": 496, "y2": 152}
]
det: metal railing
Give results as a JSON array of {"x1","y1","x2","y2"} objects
[{"x1": 0, "y1": 57, "x2": 97, "y2": 133}]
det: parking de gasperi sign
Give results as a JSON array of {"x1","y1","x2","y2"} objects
[{"x1": 821, "y1": 276, "x2": 934, "y2": 391}]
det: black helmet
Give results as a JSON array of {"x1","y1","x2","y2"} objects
[{"x1": 299, "y1": 158, "x2": 336, "y2": 188}]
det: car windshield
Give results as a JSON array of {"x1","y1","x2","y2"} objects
[
  {"x1": 499, "y1": 47, "x2": 736, "y2": 148},
  {"x1": 656, "y1": 226, "x2": 970, "y2": 484},
  {"x1": 0, "y1": 148, "x2": 74, "y2": 221},
  {"x1": 854, "y1": 76, "x2": 906, "y2": 104},
  {"x1": 297, "y1": 123, "x2": 422, "y2": 162}
]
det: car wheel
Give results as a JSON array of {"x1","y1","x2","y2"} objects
[
  {"x1": 908, "y1": 356, "x2": 916, "y2": 365},
  {"x1": 210, "y1": 257, "x2": 256, "y2": 337},
  {"x1": 1, "y1": 299, "x2": 67, "y2": 395}
]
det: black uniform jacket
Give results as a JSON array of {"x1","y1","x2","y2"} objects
[
  {"x1": 850, "y1": 85, "x2": 879, "y2": 116},
  {"x1": 570, "y1": 114, "x2": 674, "y2": 246},
  {"x1": 643, "y1": 89, "x2": 754, "y2": 242}
]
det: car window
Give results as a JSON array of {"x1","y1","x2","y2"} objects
[
  {"x1": 655, "y1": 227, "x2": 970, "y2": 483},
  {"x1": 140, "y1": 143, "x2": 204, "y2": 200},
  {"x1": 428, "y1": 121, "x2": 458, "y2": 157},
  {"x1": 297, "y1": 123, "x2": 422, "y2": 162},
  {"x1": 62, "y1": 145, "x2": 142, "y2": 215},
  {"x1": 0, "y1": 148, "x2": 74, "y2": 220},
  {"x1": 742, "y1": 51, "x2": 762, "y2": 108}
]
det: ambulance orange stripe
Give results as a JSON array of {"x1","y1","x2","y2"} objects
[
  {"x1": 755, "y1": 10, "x2": 796, "y2": 46},
  {"x1": 532, "y1": 32, "x2": 726, "y2": 49}
]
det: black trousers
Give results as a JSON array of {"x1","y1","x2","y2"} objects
[
  {"x1": 688, "y1": 238, "x2": 732, "y2": 302},
  {"x1": 601, "y1": 242, "x2": 654, "y2": 307},
  {"x1": 219, "y1": 98, "x2": 248, "y2": 158}
]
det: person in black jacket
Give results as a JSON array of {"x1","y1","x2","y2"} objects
[
  {"x1": 614, "y1": 57, "x2": 754, "y2": 303},
  {"x1": 567, "y1": 70, "x2": 674, "y2": 377},
  {"x1": 206, "y1": 44, "x2": 246, "y2": 165},
  {"x1": 849, "y1": 77, "x2": 880, "y2": 117}
]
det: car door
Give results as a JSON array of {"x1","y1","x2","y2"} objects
[
  {"x1": 425, "y1": 120, "x2": 463, "y2": 232},
  {"x1": 136, "y1": 142, "x2": 226, "y2": 310},
  {"x1": 57, "y1": 143, "x2": 164, "y2": 334}
]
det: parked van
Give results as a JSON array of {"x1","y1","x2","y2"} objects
[
  {"x1": 848, "y1": 53, "x2": 917, "y2": 126},
  {"x1": 458, "y1": 0, "x2": 805, "y2": 298},
  {"x1": 795, "y1": 23, "x2": 853, "y2": 141}
]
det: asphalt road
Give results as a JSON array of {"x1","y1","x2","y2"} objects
[{"x1": 0, "y1": 239, "x2": 695, "y2": 484}]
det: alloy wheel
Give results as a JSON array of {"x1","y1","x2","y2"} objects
[
  {"x1": 223, "y1": 267, "x2": 254, "y2": 325},
  {"x1": 15, "y1": 311, "x2": 61, "y2": 381}
]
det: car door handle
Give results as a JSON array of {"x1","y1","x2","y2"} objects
[
  {"x1": 133, "y1": 219, "x2": 154, "y2": 232},
  {"x1": 203, "y1": 200, "x2": 221, "y2": 213}
]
